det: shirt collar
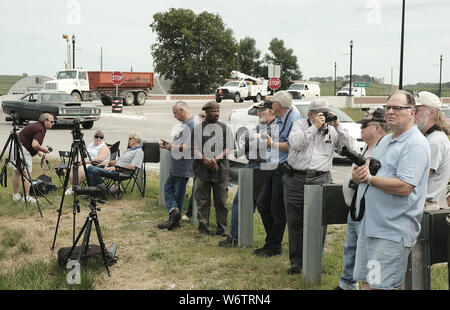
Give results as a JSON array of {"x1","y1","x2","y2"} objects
[{"x1": 390, "y1": 125, "x2": 417, "y2": 143}]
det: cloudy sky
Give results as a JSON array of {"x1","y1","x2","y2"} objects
[{"x1": 1, "y1": 0, "x2": 449, "y2": 85}]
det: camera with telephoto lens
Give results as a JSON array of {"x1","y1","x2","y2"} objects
[
  {"x1": 341, "y1": 146, "x2": 381, "y2": 176},
  {"x1": 73, "y1": 185, "x2": 104, "y2": 196},
  {"x1": 322, "y1": 111, "x2": 337, "y2": 123}
]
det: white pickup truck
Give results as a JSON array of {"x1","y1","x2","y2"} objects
[{"x1": 215, "y1": 71, "x2": 269, "y2": 103}]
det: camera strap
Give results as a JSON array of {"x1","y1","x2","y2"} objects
[{"x1": 349, "y1": 146, "x2": 369, "y2": 222}]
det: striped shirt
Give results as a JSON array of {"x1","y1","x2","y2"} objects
[{"x1": 287, "y1": 118, "x2": 352, "y2": 172}]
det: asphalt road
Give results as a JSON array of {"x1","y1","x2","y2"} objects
[{"x1": 0, "y1": 97, "x2": 352, "y2": 184}]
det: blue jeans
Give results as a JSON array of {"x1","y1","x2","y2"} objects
[
  {"x1": 164, "y1": 173, "x2": 189, "y2": 214},
  {"x1": 86, "y1": 165, "x2": 119, "y2": 186},
  {"x1": 229, "y1": 163, "x2": 259, "y2": 242},
  {"x1": 339, "y1": 213, "x2": 361, "y2": 290}
]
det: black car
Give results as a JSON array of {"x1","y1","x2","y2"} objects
[{"x1": 2, "y1": 91, "x2": 101, "y2": 129}]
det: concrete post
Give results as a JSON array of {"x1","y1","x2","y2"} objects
[
  {"x1": 302, "y1": 184, "x2": 324, "y2": 287},
  {"x1": 191, "y1": 178, "x2": 198, "y2": 225},
  {"x1": 238, "y1": 168, "x2": 254, "y2": 247},
  {"x1": 158, "y1": 149, "x2": 171, "y2": 207}
]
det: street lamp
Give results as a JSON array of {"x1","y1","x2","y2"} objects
[
  {"x1": 72, "y1": 35, "x2": 76, "y2": 69},
  {"x1": 349, "y1": 40, "x2": 353, "y2": 96},
  {"x1": 399, "y1": 0, "x2": 405, "y2": 89},
  {"x1": 439, "y1": 54, "x2": 443, "y2": 98}
]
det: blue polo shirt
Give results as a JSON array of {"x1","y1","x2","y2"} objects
[
  {"x1": 356, "y1": 125, "x2": 430, "y2": 247},
  {"x1": 270, "y1": 106, "x2": 302, "y2": 164}
]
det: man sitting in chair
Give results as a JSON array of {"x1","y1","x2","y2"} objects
[{"x1": 86, "y1": 131, "x2": 144, "y2": 198}]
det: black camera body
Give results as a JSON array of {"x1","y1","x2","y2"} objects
[
  {"x1": 322, "y1": 111, "x2": 337, "y2": 123},
  {"x1": 341, "y1": 146, "x2": 381, "y2": 176}
]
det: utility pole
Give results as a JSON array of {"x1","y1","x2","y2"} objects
[
  {"x1": 72, "y1": 35, "x2": 76, "y2": 69},
  {"x1": 439, "y1": 54, "x2": 443, "y2": 98},
  {"x1": 334, "y1": 62, "x2": 337, "y2": 95},
  {"x1": 399, "y1": 0, "x2": 405, "y2": 90},
  {"x1": 349, "y1": 40, "x2": 353, "y2": 96},
  {"x1": 100, "y1": 46, "x2": 103, "y2": 71}
]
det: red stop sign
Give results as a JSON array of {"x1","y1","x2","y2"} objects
[
  {"x1": 111, "y1": 71, "x2": 124, "y2": 86},
  {"x1": 268, "y1": 77, "x2": 281, "y2": 90}
]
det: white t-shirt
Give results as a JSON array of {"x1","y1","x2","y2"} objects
[{"x1": 425, "y1": 130, "x2": 450, "y2": 202}]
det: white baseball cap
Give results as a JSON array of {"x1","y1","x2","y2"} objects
[{"x1": 414, "y1": 91, "x2": 442, "y2": 110}]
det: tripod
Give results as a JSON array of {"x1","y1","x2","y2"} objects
[
  {"x1": 51, "y1": 121, "x2": 92, "y2": 251},
  {"x1": 0, "y1": 118, "x2": 50, "y2": 217},
  {"x1": 64, "y1": 195, "x2": 112, "y2": 276}
]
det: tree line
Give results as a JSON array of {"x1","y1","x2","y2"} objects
[{"x1": 150, "y1": 8, "x2": 302, "y2": 94}]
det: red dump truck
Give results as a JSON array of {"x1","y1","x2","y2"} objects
[{"x1": 44, "y1": 69, "x2": 155, "y2": 105}]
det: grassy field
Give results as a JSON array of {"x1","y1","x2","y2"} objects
[
  {"x1": 0, "y1": 75, "x2": 23, "y2": 95},
  {"x1": 0, "y1": 156, "x2": 448, "y2": 291}
]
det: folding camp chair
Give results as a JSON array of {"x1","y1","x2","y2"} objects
[{"x1": 54, "y1": 151, "x2": 71, "y2": 185}]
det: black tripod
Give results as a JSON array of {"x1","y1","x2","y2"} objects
[
  {"x1": 64, "y1": 191, "x2": 112, "y2": 276},
  {"x1": 0, "y1": 117, "x2": 50, "y2": 217},
  {"x1": 51, "y1": 120, "x2": 92, "y2": 251}
]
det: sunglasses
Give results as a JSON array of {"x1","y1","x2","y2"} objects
[
  {"x1": 94, "y1": 135, "x2": 104, "y2": 139},
  {"x1": 46, "y1": 119, "x2": 56, "y2": 124},
  {"x1": 361, "y1": 123, "x2": 378, "y2": 129}
]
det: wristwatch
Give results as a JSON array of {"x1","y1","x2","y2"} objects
[{"x1": 368, "y1": 175, "x2": 373, "y2": 186}]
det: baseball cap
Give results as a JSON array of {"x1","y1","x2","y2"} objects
[
  {"x1": 357, "y1": 108, "x2": 386, "y2": 125},
  {"x1": 414, "y1": 91, "x2": 442, "y2": 110},
  {"x1": 202, "y1": 101, "x2": 220, "y2": 111},
  {"x1": 253, "y1": 100, "x2": 273, "y2": 110},
  {"x1": 308, "y1": 99, "x2": 329, "y2": 113}
]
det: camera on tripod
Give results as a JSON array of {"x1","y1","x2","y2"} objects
[
  {"x1": 73, "y1": 185, "x2": 104, "y2": 196},
  {"x1": 341, "y1": 146, "x2": 381, "y2": 175},
  {"x1": 322, "y1": 111, "x2": 337, "y2": 123}
]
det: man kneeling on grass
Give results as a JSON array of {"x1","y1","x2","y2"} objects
[{"x1": 86, "y1": 131, "x2": 144, "y2": 199}]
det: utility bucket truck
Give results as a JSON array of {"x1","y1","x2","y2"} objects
[
  {"x1": 215, "y1": 71, "x2": 269, "y2": 103},
  {"x1": 44, "y1": 69, "x2": 155, "y2": 106}
]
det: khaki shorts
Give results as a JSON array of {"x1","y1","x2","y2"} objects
[
  {"x1": 9, "y1": 143, "x2": 33, "y2": 173},
  {"x1": 424, "y1": 201, "x2": 440, "y2": 211}
]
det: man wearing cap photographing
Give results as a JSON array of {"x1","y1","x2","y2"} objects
[
  {"x1": 218, "y1": 100, "x2": 276, "y2": 247},
  {"x1": 283, "y1": 99, "x2": 352, "y2": 275},
  {"x1": 191, "y1": 101, "x2": 235, "y2": 237},
  {"x1": 352, "y1": 90, "x2": 430, "y2": 290},
  {"x1": 414, "y1": 91, "x2": 450, "y2": 210},
  {"x1": 253, "y1": 91, "x2": 301, "y2": 258},
  {"x1": 336, "y1": 108, "x2": 389, "y2": 290}
]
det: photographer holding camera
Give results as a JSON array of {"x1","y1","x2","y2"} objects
[
  {"x1": 283, "y1": 99, "x2": 351, "y2": 275},
  {"x1": 351, "y1": 90, "x2": 430, "y2": 290},
  {"x1": 335, "y1": 108, "x2": 389, "y2": 290},
  {"x1": 11, "y1": 112, "x2": 55, "y2": 203}
]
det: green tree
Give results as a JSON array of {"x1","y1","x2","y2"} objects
[
  {"x1": 264, "y1": 38, "x2": 302, "y2": 90},
  {"x1": 237, "y1": 37, "x2": 263, "y2": 77},
  {"x1": 150, "y1": 8, "x2": 238, "y2": 94}
]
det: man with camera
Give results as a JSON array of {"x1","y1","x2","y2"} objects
[
  {"x1": 12, "y1": 112, "x2": 55, "y2": 203},
  {"x1": 414, "y1": 91, "x2": 450, "y2": 210},
  {"x1": 86, "y1": 131, "x2": 144, "y2": 199},
  {"x1": 157, "y1": 101, "x2": 196, "y2": 231},
  {"x1": 252, "y1": 91, "x2": 301, "y2": 258},
  {"x1": 218, "y1": 99, "x2": 276, "y2": 247},
  {"x1": 336, "y1": 108, "x2": 389, "y2": 290},
  {"x1": 283, "y1": 99, "x2": 351, "y2": 275},
  {"x1": 352, "y1": 90, "x2": 430, "y2": 290}
]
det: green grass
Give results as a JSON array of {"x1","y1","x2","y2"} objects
[
  {"x1": 0, "y1": 158, "x2": 448, "y2": 290},
  {"x1": 0, "y1": 75, "x2": 23, "y2": 95}
]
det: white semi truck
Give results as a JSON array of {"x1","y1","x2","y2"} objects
[{"x1": 215, "y1": 71, "x2": 269, "y2": 103}]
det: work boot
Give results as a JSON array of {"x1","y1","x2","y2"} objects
[
  {"x1": 218, "y1": 235, "x2": 237, "y2": 248},
  {"x1": 157, "y1": 219, "x2": 171, "y2": 229},
  {"x1": 167, "y1": 208, "x2": 181, "y2": 231}
]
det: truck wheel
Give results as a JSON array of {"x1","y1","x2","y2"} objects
[
  {"x1": 100, "y1": 95, "x2": 112, "y2": 106},
  {"x1": 123, "y1": 92, "x2": 134, "y2": 106},
  {"x1": 134, "y1": 92, "x2": 147, "y2": 105},
  {"x1": 233, "y1": 93, "x2": 241, "y2": 103},
  {"x1": 71, "y1": 91, "x2": 82, "y2": 102},
  {"x1": 253, "y1": 93, "x2": 262, "y2": 103},
  {"x1": 81, "y1": 121, "x2": 94, "y2": 129}
]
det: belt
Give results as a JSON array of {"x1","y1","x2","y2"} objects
[{"x1": 293, "y1": 170, "x2": 328, "y2": 177}]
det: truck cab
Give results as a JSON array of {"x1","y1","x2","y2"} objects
[
  {"x1": 44, "y1": 69, "x2": 89, "y2": 102},
  {"x1": 287, "y1": 82, "x2": 320, "y2": 99}
]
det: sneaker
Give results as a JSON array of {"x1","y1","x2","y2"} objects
[
  {"x1": 22, "y1": 196, "x2": 37, "y2": 203},
  {"x1": 181, "y1": 214, "x2": 190, "y2": 221},
  {"x1": 218, "y1": 235, "x2": 237, "y2": 248},
  {"x1": 167, "y1": 208, "x2": 181, "y2": 231},
  {"x1": 65, "y1": 187, "x2": 74, "y2": 196},
  {"x1": 12, "y1": 193, "x2": 21, "y2": 201}
]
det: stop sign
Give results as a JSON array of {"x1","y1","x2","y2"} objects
[
  {"x1": 111, "y1": 71, "x2": 124, "y2": 86},
  {"x1": 268, "y1": 77, "x2": 281, "y2": 90}
]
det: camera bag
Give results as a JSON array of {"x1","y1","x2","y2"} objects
[{"x1": 57, "y1": 243, "x2": 118, "y2": 269}]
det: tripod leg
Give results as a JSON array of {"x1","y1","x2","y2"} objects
[
  {"x1": 65, "y1": 215, "x2": 90, "y2": 266},
  {"x1": 92, "y1": 215, "x2": 111, "y2": 276}
]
